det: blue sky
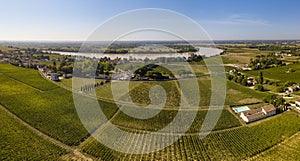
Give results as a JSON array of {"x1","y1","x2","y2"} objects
[{"x1": 1, "y1": 0, "x2": 300, "y2": 40}]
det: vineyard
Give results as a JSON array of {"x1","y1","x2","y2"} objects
[
  {"x1": 0, "y1": 64, "x2": 118, "y2": 145},
  {"x1": 114, "y1": 76, "x2": 267, "y2": 108},
  {"x1": 245, "y1": 63, "x2": 300, "y2": 83},
  {"x1": 110, "y1": 107, "x2": 241, "y2": 133},
  {"x1": 120, "y1": 80, "x2": 181, "y2": 107},
  {"x1": 0, "y1": 107, "x2": 65, "y2": 160},
  {"x1": 0, "y1": 63, "x2": 58, "y2": 91},
  {"x1": 1, "y1": 63, "x2": 300, "y2": 160},
  {"x1": 249, "y1": 131, "x2": 300, "y2": 160},
  {"x1": 81, "y1": 112, "x2": 300, "y2": 160}
]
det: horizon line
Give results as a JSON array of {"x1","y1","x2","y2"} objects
[{"x1": 0, "y1": 39, "x2": 300, "y2": 42}]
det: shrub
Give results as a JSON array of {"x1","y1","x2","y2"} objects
[{"x1": 255, "y1": 84, "x2": 264, "y2": 91}]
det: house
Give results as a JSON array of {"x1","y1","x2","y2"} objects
[
  {"x1": 50, "y1": 74, "x2": 60, "y2": 81},
  {"x1": 247, "y1": 77, "x2": 257, "y2": 86},
  {"x1": 63, "y1": 73, "x2": 72, "y2": 78},
  {"x1": 240, "y1": 104, "x2": 276, "y2": 123},
  {"x1": 294, "y1": 100, "x2": 300, "y2": 110},
  {"x1": 287, "y1": 84, "x2": 300, "y2": 93},
  {"x1": 229, "y1": 69, "x2": 238, "y2": 75},
  {"x1": 295, "y1": 99, "x2": 300, "y2": 107}
]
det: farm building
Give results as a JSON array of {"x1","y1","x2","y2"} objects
[
  {"x1": 247, "y1": 77, "x2": 257, "y2": 86},
  {"x1": 63, "y1": 73, "x2": 72, "y2": 78},
  {"x1": 295, "y1": 99, "x2": 300, "y2": 107},
  {"x1": 240, "y1": 104, "x2": 276, "y2": 123},
  {"x1": 294, "y1": 99, "x2": 300, "y2": 111},
  {"x1": 287, "y1": 84, "x2": 300, "y2": 93},
  {"x1": 50, "y1": 74, "x2": 60, "y2": 81}
]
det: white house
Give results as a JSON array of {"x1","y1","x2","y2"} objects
[
  {"x1": 287, "y1": 84, "x2": 300, "y2": 93},
  {"x1": 240, "y1": 104, "x2": 276, "y2": 123}
]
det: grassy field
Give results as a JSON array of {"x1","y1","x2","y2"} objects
[
  {"x1": 0, "y1": 107, "x2": 66, "y2": 160},
  {"x1": 226, "y1": 81, "x2": 269, "y2": 106},
  {"x1": 0, "y1": 46, "x2": 19, "y2": 54},
  {"x1": 81, "y1": 112, "x2": 300, "y2": 160}
]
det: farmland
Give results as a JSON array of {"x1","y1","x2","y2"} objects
[
  {"x1": 249, "y1": 131, "x2": 300, "y2": 161},
  {"x1": 245, "y1": 63, "x2": 300, "y2": 83},
  {"x1": 0, "y1": 43, "x2": 300, "y2": 161},
  {"x1": 0, "y1": 64, "x2": 118, "y2": 145},
  {"x1": 0, "y1": 106, "x2": 65, "y2": 160},
  {"x1": 110, "y1": 107, "x2": 241, "y2": 133},
  {"x1": 81, "y1": 112, "x2": 300, "y2": 160},
  {"x1": 0, "y1": 63, "x2": 58, "y2": 91}
]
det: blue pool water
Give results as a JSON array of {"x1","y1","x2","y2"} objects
[{"x1": 232, "y1": 106, "x2": 250, "y2": 113}]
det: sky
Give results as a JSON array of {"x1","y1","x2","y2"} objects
[{"x1": 1, "y1": 0, "x2": 300, "y2": 41}]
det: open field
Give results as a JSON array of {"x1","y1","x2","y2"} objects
[
  {"x1": 81, "y1": 112, "x2": 300, "y2": 160},
  {"x1": 0, "y1": 107, "x2": 66, "y2": 160},
  {"x1": 226, "y1": 81, "x2": 269, "y2": 106},
  {"x1": 222, "y1": 54, "x2": 255, "y2": 64}
]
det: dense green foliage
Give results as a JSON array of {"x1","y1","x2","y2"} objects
[{"x1": 248, "y1": 55, "x2": 285, "y2": 70}]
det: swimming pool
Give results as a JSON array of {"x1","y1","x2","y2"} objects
[{"x1": 232, "y1": 106, "x2": 250, "y2": 113}]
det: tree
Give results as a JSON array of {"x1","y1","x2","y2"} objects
[
  {"x1": 258, "y1": 71, "x2": 264, "y2": 84},
  {"x1": 275, "y1": 97, "x2": 285, "y2": 107},
  {"x1": 241, "y1": 78, "x2": 248, "y2": 86},
  {"x1": 53, "y1": 61, "x2": 56, "y2": 67},
  {"x1": 284, "y1": 81, "x2": 296, "y2": 87},
  {"x1": 255, "y1": 84, "x2": 264, "y2": 91},
  {"x1": 263, "y1": 94, "x2": 277, "y2": 104},
  {"x1": 275, "y1": 86, "x2": 287, "y2": 93},
  {"x1": 227, "y1": 75, "x2": 234, "y2": 81}
]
